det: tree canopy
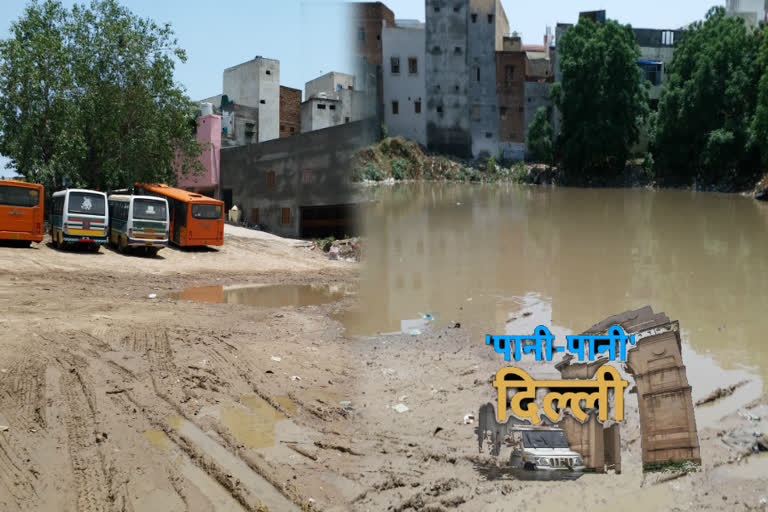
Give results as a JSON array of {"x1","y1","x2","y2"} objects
[
  {"x1": 552, "y1": 17, "x2": 649, "y2": 185},
  {"x1": 0, "y1": 0, "x2": 201, "y2": 191},
  {"x1": 527, "y1": 106, "x2": 553, "y2": 165},
  {"x1": 651, "y1": 7, "x2": 763, "y2": 189}
]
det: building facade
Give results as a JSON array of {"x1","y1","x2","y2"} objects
[
  {"x1": 176, "y1": 112, "x2": 222, "y2": 199},
  {"x1": 496, "y1": 37, "x2": 527, "y2": 160},
  {"x1": 222, "y1": 57, "x2": 280, "y2": 143},
  {"x1": 301, "y1": 72, "x2": 377, "y2": 133},
  {"x1": 382, "y1": 21, "x2": 427, "y2": 146},
  {"x1": 726, "y1": 0, "x2": 768, "y2": 28}
]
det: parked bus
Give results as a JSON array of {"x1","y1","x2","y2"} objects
[
  {"x1": 50, "y1": 189, "x2": 108, "y2": 252},
  {"x1": 0, "y1": 180, "x2": 44, "y2": 246},
  {"x1": 107, "y1": 194, "x2": 169, "y2": 256},
  {"x1": 134, "y1": 184, "x2": 224, "y2": 247}
]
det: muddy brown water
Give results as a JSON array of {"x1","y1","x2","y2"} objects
[
  {"x1": 342, "y1": 183, "x2": 768, "y2": 424},
  {"x1": 170, "y1": 283, "x2": 350, "y2": 307}
]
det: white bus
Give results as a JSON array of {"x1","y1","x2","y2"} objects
[
  {"x1": 50, "y1": 189, "x2": 109, "y2": 252},
  {"x1": 107, "y1": 195, "x2": 169, "y2": 256}
]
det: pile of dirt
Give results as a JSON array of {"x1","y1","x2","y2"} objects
[{"x1": 352, "y1": 137, "x2": 466, "y2": 181}]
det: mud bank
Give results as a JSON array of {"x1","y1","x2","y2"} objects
[{"x1": 0, "y1": 231, "x2": 766, "y2": 511}]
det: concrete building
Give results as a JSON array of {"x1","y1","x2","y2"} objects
[
  {"x1": 222, "y1": 57, "x2": 280, "y2": 143},
  {"x1": 382, "y1": 21, "x2": 427, "y2": 146},
  {"x1": 352, "y1": 2, "x2": 396, "y2": 124},
  {"x1": 300, "y1": 72, "x2": 377, "y2": 133},
  {"x1": 221, "y1": 103, "x2": 259, "y2": 148},
  {"x1": 496, "y1": 37, "x2": 527, "y2": 160},
  {"x1": 425, "y1": 0, "x2": 509, "y2": 159},
  {"x1": 280, "y1": 86, "x2": 302, "y2": 138},
  {"x1": 176, "y1": 111, "x2": 222, "y2": 199},
  {"x1": 220, "y1": 119, "x2": 379, "y2": 238},
  {"x1": 726, "y1": 0, "x2": 768, "y2": 29}
]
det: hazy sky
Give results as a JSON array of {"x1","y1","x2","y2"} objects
[{"x1": 0, "y1": 0, "x2": 724, "y2": 175}]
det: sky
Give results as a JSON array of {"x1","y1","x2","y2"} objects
[{"x1": 0, "y1": 0, "x2": 725, "y2": 176}]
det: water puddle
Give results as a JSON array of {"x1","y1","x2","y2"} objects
[
  {"x1": 166, "y1": 415, "x2": 300, "y2": 511},
  {"x1": 171, "y1": 283, "x2": 351, "y2": 308},
  {"x1": 144, "y1": 429, "x2": 171, "y2": 452}
]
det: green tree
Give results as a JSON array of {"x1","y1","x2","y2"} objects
[
  {"x1": 552, "y1": 17, "x2": 649, "y2": 185},
  {"x1": 751, "y1": 22, "x2": 768, "y2": 169},
  {"x1": 652, "y1": 7, "x2": 762, "y2": 189},
  {"x1": 527, "y1": 106, "x2": 553, "y2": 165},
  {"x1": 0, "y1": 0, "x2": 201, "y2": 191}
]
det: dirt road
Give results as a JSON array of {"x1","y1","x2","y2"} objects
[{"x1": 0, "y1": 229, "x2": 766, "y2": 511}]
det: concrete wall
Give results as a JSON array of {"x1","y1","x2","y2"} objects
[
  {"x1": 305, "y1": 72, "x2": 356, "y2": 100},
  {"x1": 222, "y1": 57, "x2": 280, "y2": 143},
  {"x1": 468, "y1": 0, "x2": 504, "y2": 158},
  {"x1": 221, "y1": 104, "x2": 259, "y2": 148},
  {"x1": 382, "y1": 24, "x2": 427, "y2": 146},
  {"x1": 351, "y1": 2, "x2": 395, "y2": 66},
  {"x1": 220, "y1": 119, "x2": 379, "y2": 238},
  {"x1": 280, "y1": 86, "x2": 302, "y2": 138},
  {"x1": 425, "y1": 0, "x2": 471, "y2": 157},
  {"x1": 177, "y1": 114, "x2": 221, "y2": 197},
  {"x1": 301, "y1": 98, "x2": 343, "y2": 132},
  {"x1": 726, "y1": 0, "x2": 767, "y2": 28}
]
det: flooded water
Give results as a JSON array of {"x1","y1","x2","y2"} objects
[
  {"x1": 171, "y1": 283, "x2": 351, "y2": 308},
  {"x1": 343, "y1": 184, "x2": 768, "y2": 402}
]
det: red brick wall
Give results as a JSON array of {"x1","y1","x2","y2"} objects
[
  {"x1": 496, "y1": 52, "x2": 527, "y2": 143},
  {"x1": 280, "y1": 86, "x2": 302, "y2": 138},
  {"x1": 351, "y1": 2, "x2": 395, "y2": 65}
]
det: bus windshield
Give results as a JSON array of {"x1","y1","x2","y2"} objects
[
  {"x1": 191, "y1": 203, "x2": 222, "y2": 220},
  {"x1": 522, "y1": 431, "x2": 570, "y2": 449},
  {"x1": 0, "y1": 185, "x2": 39, "y2": 207},
  {"x1": 68, "y1": 192, "x2": 105, "y2": 216},
  {"x1": 133, "y1": 199, "x2": 167, "y2": 221}
]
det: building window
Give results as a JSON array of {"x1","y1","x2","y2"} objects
[
  {"x1": 505, "y1": 65, "x2": 515, "y2": 82},
  {"x1": 432, "y1": 46, "x2": 441, "y2": 54},
  {"x1": 345, "y1": 116, "x2": 350, "y2": 123},
  {"x1": 436, "y1": 105, "x2": 443, "y2": 113},
  {"x1": 251, "y1": 208, "x2": 259, "y2": 225},
  {"x1": 434, "y1": 6, "x2": 440, "y2": 12},
  {"x1": 317, "y1": 103, "x2": 326, "y2": 109},
  {"x1": 266, "y1": 70, "x2": 271, "y2": 75},
  {"x1": 454, "y1": 5, "x2": 460, "y2": 12},
  {"x1": 358, "y1": 27, "x2": 365, "y2": 41},
  {"x1": 472, "y1": 104, "x2": 480, "y2": 121},
  {"x1": 281, "y1": 207, "x2": 291, "y2": 225},
  {"x1": 329, "y1": 104, "x2": 336, "y2": 110},
  {"x1": 485, "y1": 132, "x2": 492, "y2": 138},
  {"x1": 471, "y1": 13, "x2": 477, "y2": 23},
  {"x1": 454, "y1": 46, "x2": 462, "y2": 55},
  {"x1": 414, "y1": 101, "x2": 421, "y2": 113},
  {"x1": 392, "y1": 101, "x2": 399, "y2": 115},
  {"x1": 301, "y1": 169, "x2": 313, "y2": 185},
  {"x1": 475, "y1": 67, "x2": 480, "y2": 81},
  {"x1": 267, "y1": 171, "x2": 276, "y2": 188},
  {"x1": 290, "y1": 126, "x2": 295, "y2": 133},
  {"x1": 280, "y1": 124, "x2": 285, "y2": 131},
  {"x1": 391, "y1": 56, "x2": 400, "y2": 74},
  {"x1": 662, "y1": 30, "x2": 674, "y2": 46},
  {"x1": 488, "y1": 14, "x2": 493, "y2": 23},
  {"x1": 408, "y1": 57, "x2": 418, "y2": 74},
  {"x1": 260, "y1": 99, "x2": 265, "y2": 104},
  {"x1": 500, "y1": 107, "x2": 507, "y2": 119}
]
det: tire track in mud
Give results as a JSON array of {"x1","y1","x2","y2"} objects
[
  {"x1": 0, "y1": 435, "x2": 38, "y2": 510},
  {"x1": 0, "y1": 354, "x2": 48, "y2": 430}
]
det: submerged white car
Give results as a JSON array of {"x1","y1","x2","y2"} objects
[{"x1": 508, "y1": 427, "x2": 586, "y2": 471}]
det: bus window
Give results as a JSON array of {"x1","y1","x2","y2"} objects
[
  {"x1": 0, "y1": 186, "x2": 39, "y2": 207},
  {"x1": 191, "y1": 204, "x2": 222, "y2": 219},
  {"x1": 133, "y1": 199, "x2": 167, "y2": 221},
  {"x1": 68, "y1": 192, "x2": 105, "y2": 215}
]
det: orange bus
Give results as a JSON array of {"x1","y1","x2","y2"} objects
[
  {"x1": 0, "y1": 180, "x2": 44, "y2": 246},
  {"x1": 134, "y1": 184, "x2": 224, "y2": 246}
]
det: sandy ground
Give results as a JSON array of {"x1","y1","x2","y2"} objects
[{"x1": 0, "y1": 228, "x2": 766, "y2": 512}]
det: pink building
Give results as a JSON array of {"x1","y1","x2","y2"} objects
[{"x1": 177, "y1": 113, "x2": 221, "y2": 199}]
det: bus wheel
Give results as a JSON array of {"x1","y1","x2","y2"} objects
[
  {"x1": 90, "y1": 243, "x2": 101, "y2": 253},
  {"x1": 146, "y1": 247, "x2": 159, "y2": 257},
  {"x1": 20, "y1": 241, "x2": 32, "y2": 248},
  {"x1": 118, "y1": 236, "x2": 127, "y2": 254}
]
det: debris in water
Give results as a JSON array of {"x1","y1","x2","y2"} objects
[
  {"x1": 291, "y1": 375, "x2": 301, "y2": 381},
  {"x1": 339, "y1": 401, "x2": 351, "y2": 406},
  {"x1": 522, "y1": 311, "x2": 532, "y2": 317},
  {"x1": 695, "y1": 381, "x2": 748, "y2": 406},
  {"x1": 148, "y1": 293, "x2": 157, "y2": 299},
  {"x1": 271, "y1": 356, "x2": 282, "y2": 362},
  {"x1": 464, "y1": 414, "x2": 475, "y2": 425},
  {"x1": 453, "y1": 322, "x2": 461, "y2": 329},
  {"x1": 393, "y1": 403, "x2": 409, "y2": 413}
]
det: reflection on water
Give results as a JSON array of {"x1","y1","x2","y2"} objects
[
  {"x1": 345, "y1": 183, "x2": 768, "y2": 394},
  {"x1": 171, "y1": 283, "x2": 350, "y2": 308}
]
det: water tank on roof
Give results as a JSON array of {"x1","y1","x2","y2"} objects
[{"x1": 200, "y1": 102, "x2": 213, "y2": 116}]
